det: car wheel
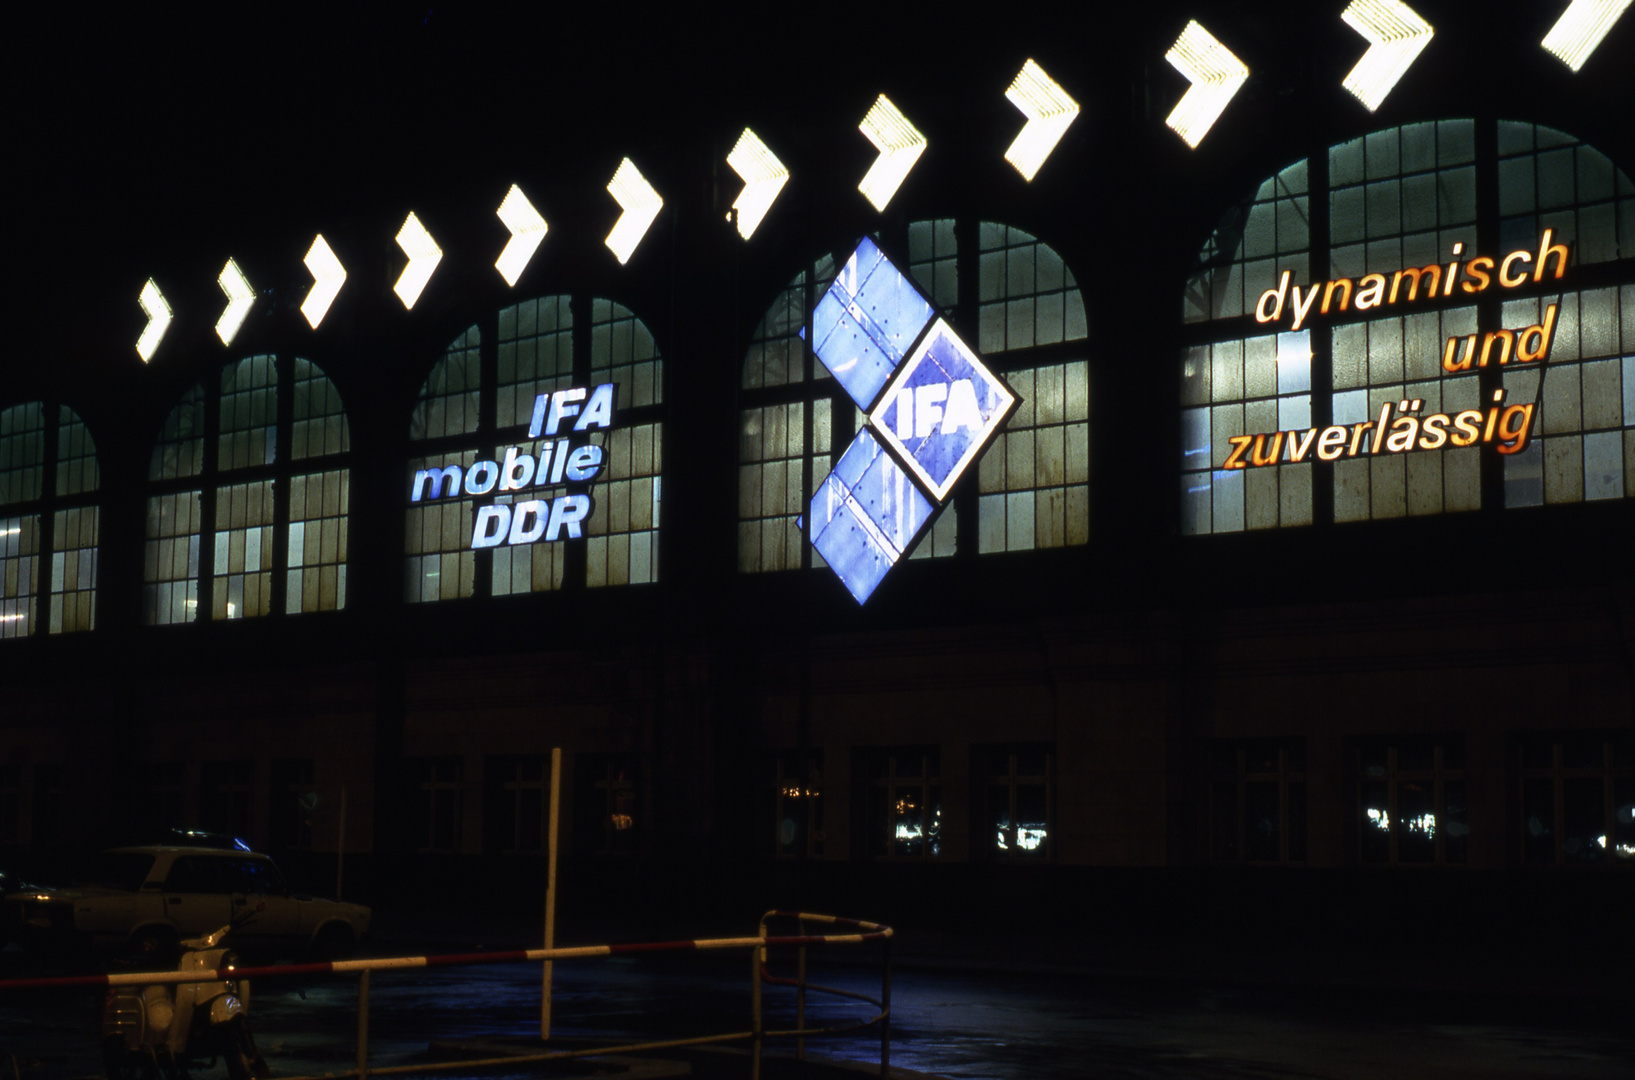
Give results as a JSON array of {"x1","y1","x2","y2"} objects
[
  {"x1": 128, "y1": 926, "x2": 177, "y2": 963},
  {"x1": 309, "y1": 923, "x2": 356, "y2": 961}
]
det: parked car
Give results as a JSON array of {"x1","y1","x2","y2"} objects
[{"x1": 3, "y1": 846, "x2": 369, "y2": 959}]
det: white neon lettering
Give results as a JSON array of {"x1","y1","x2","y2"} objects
[
  {"x1": 941, "y1": 379, "x2": 982, "y2": 435},
  {"x1": 546, "y1": 388, "x2": 587, "y2": 435},
  {"x1": 574, "y1": 383, "x2": 616, "y2": 431},
  {"x1": 546, "y1": 494, "x2": 593, "y2": 540},
  {"x1": 471, "y1": 505, "x2": 510, "y2": 548},
  {"x1": 464, "y1": 460, "x2": 499, "y2": 495},
  {"x1": 565, "y1": 444, "x2": 605, "y2": 482},
  {"x1": 507, "y1": 500, "x2": 549, "y2": 545},
  {"x1": 914, "y1": 383, "x2": 947, "y2": 439},
  {"x1": 499, "y1": 446, "x2": 536, "y2": 490}
]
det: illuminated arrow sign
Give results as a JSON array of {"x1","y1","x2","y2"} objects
[
  {"x1": 857, "y1": 95, "x2": 927, "y2": 212},
  {"x1": 1542, "y1": 0, "x2": 1632, "y2": 71},
  {"x1": 605, "y1": 158, "x2": 664, "y2": 265},
  {"x1": 301, "y1": 235, "x2": 346, "y2": 329},
  {"x1": 1341, "y1": 0, "x2": 1434, "y2": 112},
  {"x1": 495, "y1": 184, "x2": 548, "y2": 286},
  {"x1": 135, "y1": 279, "x2": 172, "y2": 363},
  {"x1": 726, "y1": 128, "x2": 789, "y2": 240},
  {"x1": 1164, "y1": 21, "x2": 1248, "y2": 149},
  {"x1": 393, "y1": 212, "x2": 442, "y2": 309},
  {"x1": 1004, "y1": 59, "x2": 1079, "y2": 181},
  {"x1": 215, "y1": 258, "x2": 255, "y2": 346}
]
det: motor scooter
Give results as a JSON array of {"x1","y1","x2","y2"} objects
[{"x1": 101, "y1": 924, "x2": 269, "y2": 1079}]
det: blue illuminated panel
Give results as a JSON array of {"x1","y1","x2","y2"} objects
[
  {"x1": 808, "y1": 430, "x2": 934, "y2": 604},
  {"x1": 870, "y1": 319, "x2": 1017, "y2": 501},
  {"x1": 811, "y1": 238, "x2": 935, "y2": 410}
]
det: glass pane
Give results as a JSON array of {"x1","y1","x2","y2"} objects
[
  {"x1": 1396, "y1": 780, "x2": 1436, "y2": 863},
  {"x1": 1523, "y1": 778, "x2": 1555, "y2": 863},
  {"x1": 1360, "y1": 781, "x2": 1390, "y2": 863},
  {"x1": 1244, "y1": 782, "x2": 1281, "y2": 861}
]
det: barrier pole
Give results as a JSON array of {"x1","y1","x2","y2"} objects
[
  {"x1": 541, "y1": 746, "x2": 561, "y2": 1040},
  {"x1": 336, "y1": 785, "x2": 347, "y2": 901},
  {"x1": 750, "y1": 941, "x2": 764, "y2": 1080},
  {"x1": 796, "y1": 917, "x2": 807, "y2": 1061},
  {"x1": 879, "y1": 938, "x2": 891, "y2": 1078},
  {"x1": 356, "y1": 968, "x2": 371, "y2": 1080}
]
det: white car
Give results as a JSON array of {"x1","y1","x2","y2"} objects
[{"x1": 8, "y1": 846, "x2": 370, "y2": 959}]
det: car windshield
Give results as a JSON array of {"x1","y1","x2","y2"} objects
[{"x1": 75, "y1": 852, "x2": 156, "y2": 891}]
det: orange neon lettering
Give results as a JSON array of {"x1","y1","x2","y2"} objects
[
  {"x1": 1348, "y1": 423, "x2": 1374, "y2": 457},
  {"x1": 1286, "y1": 428, "x2": 1318, "y2": 462},
  {"x1": 1250, "y1": 432, "x2": 1284, "y2": 467},
  {"x1": 1517, "y1": 304, "x2": 1558, "y2": 363},
  {"x1": 1321, "y1": 278, "x2": 1352, "y2": 314},
  {"x1": 1443, "y1": 335, "x2": 1475, "y2": 373},
  {"x1": 1316, "y1": 426, "x2": 1348, "y2": 461},
  {"x1": 1496, "y1": 404, "x2": 1535, "y2": 454},
  {"x1": 1479, "y1": 329, "x2": 1515, "y2": 368},
  {"x1": 1418, "y1": 414, "x2": 1449, "y2": 450},
  {"x1": 1534, "y1": 229, "x2": 1568, "y2": 282},
  {"x1": 1389, "y1": 264, "x2": 1441, "y2": 303},
  {"x1": 1461, "y1": 256, "x2": 1493, "y2": 293},
  {"x1": 1499, "y1": 250, "x2": 1532, "y2": 288},
  {"x1": 1223, "y1": 435, "x2": 1253, "y2": 469},
  {"x1": 1449, "y1": 410, "x2": 1483, "y2": 447}
]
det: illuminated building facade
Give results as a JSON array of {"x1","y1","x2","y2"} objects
[{"x1": 3, "y1": 6, "x2": 1631, "y2": 920}]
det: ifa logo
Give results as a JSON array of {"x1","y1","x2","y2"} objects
[{"x1": 805, "y1": 239, "x2": 1016, "y2": 604}]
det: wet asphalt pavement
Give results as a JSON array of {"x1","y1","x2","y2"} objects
[{"x1": 3, "y1": 940, "x2": 1629, "y2": 1080}]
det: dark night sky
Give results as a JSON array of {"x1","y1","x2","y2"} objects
[{"x1": 11, "y1": 2, "x2": 1633, "y2": 385}]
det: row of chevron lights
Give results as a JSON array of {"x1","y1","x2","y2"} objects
[{"x1": 133, "y1": 0, "x2": 1627, "y2": 363}]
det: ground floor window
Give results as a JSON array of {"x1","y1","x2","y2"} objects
[
  {"x1": 977, "y1": 745, "x2": 1052, "y2": 860},
  {"x1": 269, "y1": 758, "x2": 316, "y2": 852},
  {"x1": 414, "y1": 757, "x2": 464, "y2": 853},
  {"x1": 200, "y1": 759, "x2": 254, "y2": 842},
  {"x1": 575, "y1": 754, "x2": 641, "y2": 857},
  {"x1": 1357, "y1": 738, "x2": 1467, "y2": 864},
  {"x1": 486, "y1": 754, "x2": 550, "y2": 855},
  {"x1": 1210, "y1": 740, "x2": 1306, "y2": 863},
  {"x1": 860, "y1": 747, "x2": 941, "y2": 859},
  {"x1": 770, "y1": 752, "x2": 824, "y2": 858},
  {"x1": 1519, "y1": 732, "x2": 1634, "y2": 864}
]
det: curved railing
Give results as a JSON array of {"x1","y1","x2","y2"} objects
[{"x1": 0, "y1": 911, "x2": 894, "y2": 1079}]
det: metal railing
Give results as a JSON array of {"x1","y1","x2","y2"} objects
[{"x1": 0, "y1": 910, "x2": 893, "y2": 1079}]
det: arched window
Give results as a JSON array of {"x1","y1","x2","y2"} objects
[
  {"x1": 0, "y1": 402, "x2": 100, "y2": 637},
  {"x1": 738, "y1": 220, "x2": 1089, "y2": 577},
  {"x1": 1180, "y1": 120, "x2": 1634, "y2": 534},
  {"x1": 405, "y1": 295, "x2": 665, "y2": 602},
  {"x1": 145, "y1": 357, "x2": 351, "y2": 625}
]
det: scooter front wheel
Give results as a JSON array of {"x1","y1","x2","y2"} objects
[
  {"x1": 101, "y1": 1037, "x2": 158, "y2": 1080},
  {"x1": 222, "y1": 1017, "x2": 270, "y2": 1080}
]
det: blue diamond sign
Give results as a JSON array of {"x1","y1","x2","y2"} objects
[
  {"x1": 869, "y1": 319, "x2": 1015, "y2": 501},
  {"x1": 804, "y1": 238, "x2": 1018, "y2": 603},
  {"x1": 810, "y1": 237, "x2": 934, "y2": 410}
]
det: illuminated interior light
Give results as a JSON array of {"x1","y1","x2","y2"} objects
[
  {"x1": 1340, "y1": 0, "x2": 1435, "y2": 113},
  {"x1": 1003, "y1": 59, "x2": 1080, "y2": 181},
  {"x1": 0, "y1": 614, "x2": 24, "y2": 623},
  {"x1": 605, "y1": 158, "x2": 664, "y2": 266},
  {"x1": 214, "y1": 258, "x2": 255, "y2": 346},
  {"x1": 725, "y1": 127, "x2": 789, "y2": 240},
  {"x1": 301, "y1": 235, "x2": 347, "y2": 329},
  {"x1": 1541, "y1": 0, "x2": 1631, "y2": 71},
  {"x1": 857, "y1": 95, "x2": 927, "y2": 212},
  {"x1": 135, "y1": 278, "x2": 172, "y2": 362},
  {"x1": 1164, "y1": 21, "x2": 1249, "y2": 149},
  {"x1": 393, "y1": 212, "x2": 443, "y2": 309},
  {"x1": 494, "y1": 184, "x2": 548, "y2": 286}
]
